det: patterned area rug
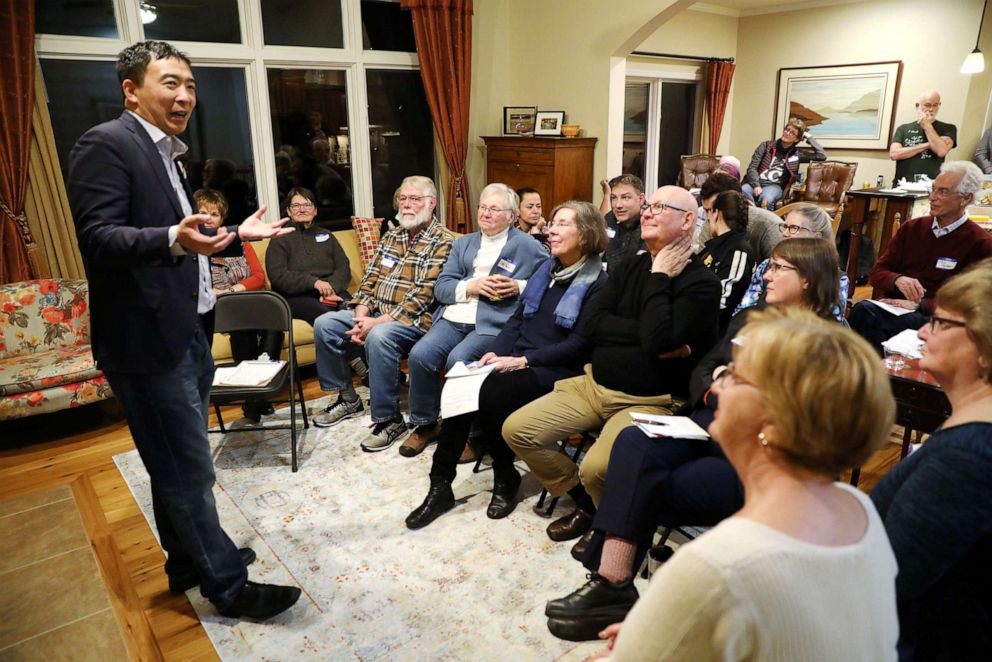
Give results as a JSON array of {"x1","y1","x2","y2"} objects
[{"x1": 114, "y1": 389, "x2": 648, "y2": 660}]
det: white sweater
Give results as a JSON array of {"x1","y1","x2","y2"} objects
[{"x1": 609, "y1": 483, "x2": 899, "y2": 661}]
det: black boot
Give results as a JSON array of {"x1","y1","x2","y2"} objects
[
  {"x1": 486, "y1": 470, "x2": 521, "y2": 519},
  {"x1": 405, "y1": 479, "x2": 455, "y2": 530},
  {"x1": 545, "y1": 573, "x2": 639, "y2": 642}
]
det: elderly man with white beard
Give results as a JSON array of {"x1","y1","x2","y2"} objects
[{"x1": 312, "y1": 176, "x2": 454, "y2": 451}]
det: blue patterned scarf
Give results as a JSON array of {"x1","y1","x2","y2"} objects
[{"x1": 520, "y1": 255, "x2": 604, "y2": 329}]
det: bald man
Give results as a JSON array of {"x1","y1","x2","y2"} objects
[
  {"x1": 503, "y1": 185, "x2": 722, "y2": 545},
  {"x1": 890, "y1": 90, "x2": 957, "y2": 185}
]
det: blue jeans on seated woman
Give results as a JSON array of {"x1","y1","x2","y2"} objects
[{"x1": 742, "y1": 183, "x2": 784, "y2": 209}]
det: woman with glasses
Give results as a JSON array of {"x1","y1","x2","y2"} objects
[
  {"x1": 580, "y1": 308, "x2": 898, "y2": 660},
  {"x1": 734, "y1": 202, "x2": 849, "y2": 321},
  {"x1": 546, "y1": 238, "x2": 845, "y2": 642},
  {"x1": 264, "y1": 187, "x2": 352, "y2": 325},
  {"x1": 742, "y1": 117, "x2": 826, "y2": 209},
  {"x1": 405, "y1": 201, "x2": 608, "y2": 529},
  {"x1": 698, "y1": 190, "x2": 756, "y2": 332},
  {"x1": 871, "y1": 259, "x2": 992, "y2": 661}
]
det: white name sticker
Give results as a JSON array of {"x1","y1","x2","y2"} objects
[
  {"x1": 381, "y1": 256, "x2": 397, "y2": 269},
  {"x1": 935, "y1": 257, "x2": 958, "y2": 270},
  {"x1": 315, "y1": 232, "x2": 330, "y2": 243},
  {"x1": 606, "y1": 227, "x2": 617, "y2": 239},
  {"x1": 788, "y1": 155, "x2": 799, "y2": 162},
  {"x1": 497, "y1": 258, "x2": 517, "y2": 274}
]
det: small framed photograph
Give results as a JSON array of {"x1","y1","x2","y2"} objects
[
  {"x1": 503, "y1": 106, "x2": 537, "y2": 135},
  {"x1": 534, "y1": 110, "x2": 565, "y2": 136}
]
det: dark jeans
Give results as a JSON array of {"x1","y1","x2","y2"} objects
[
  {"x1": 103, "y1": 322, "x2": 247, "y2": 608},
  {"x1": 229, "y1": 329, "x2": 284, "y2": 363},
  {"x1": 429, "y1": 367, "x2": 548, "y2": 485},
  {"x1": 582, "y1": 408, "x2": 744, "y2": 574},
  {"x1": 848, "y1": 300, "x2": 928, "y2": 356},
  {"x1": 283, "y1": 292, "x2": 351, "y2": 326}
]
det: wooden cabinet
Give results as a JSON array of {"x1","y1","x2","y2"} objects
[{"x1": 481, "y1": 136, "x2": 597, "y2": 210}]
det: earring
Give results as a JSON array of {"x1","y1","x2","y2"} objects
[{"x1": 758, "y1": 432, "x2": 769, "y2": 447}]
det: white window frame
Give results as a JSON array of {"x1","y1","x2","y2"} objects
[{"x1": 35, "y1": 0, "x2": 429, "y2": 221}]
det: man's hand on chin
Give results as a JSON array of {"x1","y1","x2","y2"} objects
[{"x1": 237, "y1": 206, "x2": 294, "y2": 240}]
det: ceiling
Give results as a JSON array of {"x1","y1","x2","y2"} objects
[{"x1": 691, "y1": 0, "x2": 866, "y2": 17}]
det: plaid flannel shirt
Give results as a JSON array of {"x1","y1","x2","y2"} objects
[
  {"x1": 354, "y1": 216, "x2": 454, "y2": 330},
  {"x1": 734, "y1": 257, "x2": 849, "y2": 322}
]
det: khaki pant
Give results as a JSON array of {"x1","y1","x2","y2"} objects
[{"x1": 502, "y1": 365, "x2": 673, "y2": 502}]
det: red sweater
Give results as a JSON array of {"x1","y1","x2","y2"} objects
[{"x1": 869, "y1": 216, "x2": 992, "y2": 311}]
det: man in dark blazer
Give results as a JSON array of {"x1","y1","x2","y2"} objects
[{"x1": 68, "y1": 40, "x2": 299, "y2": 621}]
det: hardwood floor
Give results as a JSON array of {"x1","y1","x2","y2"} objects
[{"x1": 0, "y1": 369, "x2": 905, "y2": 659}]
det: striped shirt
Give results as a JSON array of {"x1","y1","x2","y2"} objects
[{"x1": 355, "y1": 217, "x2": 454, "y2": 330}]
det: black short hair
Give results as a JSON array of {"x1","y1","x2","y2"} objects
[
  {"x1": 515, "y1": 187, "x2": 540, "y2": 200},
  {"x1": 699, "y1": 172, "x2": 742, "y2": 200},
  {"x1": 116, "y1": 40, "x2": 191, "y2": 85}
]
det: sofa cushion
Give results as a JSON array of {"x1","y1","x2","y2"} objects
[
  {"x1": 0, "y1": 345, "x2": 103, "y2": 395},
  {"x1": 350, "y1": 217, "x2": 384, "y2": 268},
  {"x1": 0, "y1": 375, "x2": 112, "y2": 421},
  {"x1": 0, "y1": 279, "x2": 91, "y2": 360}
]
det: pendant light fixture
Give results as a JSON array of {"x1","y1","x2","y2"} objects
[{"x1": 962, "y1": 0, "x2": 988, "y2": 74}]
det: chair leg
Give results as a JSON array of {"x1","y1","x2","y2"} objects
[
  {"x1": 214, "y1": 402, "x2": 226, "y2": 432},
  {"x1": 289, "y1": 362, "x2": 298, "y2": 473}
]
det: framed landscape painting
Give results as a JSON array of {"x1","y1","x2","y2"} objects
[{"x1": 774, "y1": 61, "x2": 902, "y2": 150}]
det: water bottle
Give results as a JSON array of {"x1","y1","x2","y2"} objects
[{"x1": 876, "y1": 175, "x2": 884, "y2": 188}]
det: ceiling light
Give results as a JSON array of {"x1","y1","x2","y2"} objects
[
  {"x1": 962, "y1": 1, "x2": 988, "y2": 74},
  {"x1": 140, "y1": 2, "x2": 157, "y2": 25}
]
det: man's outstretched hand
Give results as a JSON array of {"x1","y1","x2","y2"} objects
[
  {"x1": 177, "y1": 213, "x2": 238, "y2": 255},
  {"x1": 236, "y1": 206, "x2": 294, "y2": 241}
]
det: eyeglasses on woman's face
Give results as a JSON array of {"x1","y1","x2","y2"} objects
[
  {"x1": 289, "y1": 201, "x2": 315, "y2": 211},
  {"x1": 927, "y1": 315, "x2": 967, "y2": 333},
  {"x1": 715, "y1": 362, "x2": 757, "y2": 388},
  {"x1": 779, "y1": 222, "x2": 812, "y2": 236},
  {"x1": 766, "y1": 260, "x2": 798, "y2": 275},
  {"x1": 478, "y1": 205, "x2": 508, "y2": 216}
]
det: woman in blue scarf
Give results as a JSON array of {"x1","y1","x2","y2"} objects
[{"x1": 406, "y1": 201, "x2": 609, "y2": 530}]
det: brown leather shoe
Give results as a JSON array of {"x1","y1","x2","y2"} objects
[
  {"x1": 399, "y1": 422, "x2": 440, "y2": 457},
  {"x1": 457, "y1": 439, "x2": 481, "y2": 464},
  {"x1": 570, "y1": 529, "x2": 593, "y2": 561},
  {"x1": 547, "y1": 507, "x2": 593, "y2": 542}
]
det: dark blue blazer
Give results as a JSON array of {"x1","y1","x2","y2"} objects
[{"x1": 68, "y1": 111, "x2": 241, "y2": 374}]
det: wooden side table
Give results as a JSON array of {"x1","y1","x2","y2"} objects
[{"x1": 481, "y1": 136, "x2": 597, "y2": 211}]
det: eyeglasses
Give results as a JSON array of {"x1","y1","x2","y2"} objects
[
  {"x1": 931, "y1": 187, "x2": 963, "y2": 199},
  {"x1": 783, "y1": 126, "x2": 800, "y2": 135},
  {"x1": 478, "y1": 205, "x2": 507, "y2": 215},
  {"x1": 714, "y1": 362, "x2": 756, "y2": 388},
  {"x1": 549, "y1": 218, "x2": 575, "y2": 229},
  {"x1": 779, "y1": 223, "x2": 810, "y2": 236},
  {"x1": 397, "y1": 195, "x2": 433, "y2": 204},
  {"x1": 927, "y1": 315, "x2": 967, "y2": 333},
  {"x1": 640, "y1": 202, "x2": 691, "y2": 215},
  {"x1": 766, "y1": 260, "x2": 798, "y2": 274},
  {"x1": 919, "y1": 102, "x2": 941, "y2": 110},
  {"x1": 289, "y1": 202, "x2": 315, "y2": 210}
]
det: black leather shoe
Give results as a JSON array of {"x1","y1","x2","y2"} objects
[
  {"x1": 544, "y1": 572, "x2": 639, "y2": 619},
  {"x1": 547, "y1": 614, "x2": 619, "y2": 642},
  {"x1": 217, "y1": 581, "x2": 302, "y2": 620},
  {"x1": 546, "y1": 507, "x2": 594, "y2": 541},
  {"x1": 570, "y1": 529, "x2": 593, "y2": 562},
  {"x1": 486, "y1": 471, "x2": 521, "y2": 520},
  {"x1": 169, "y1": 547, "x2": 258, "y2": 594},
  {"x1": 405, "y1": 481, "x2": 455, "y2": 530}
]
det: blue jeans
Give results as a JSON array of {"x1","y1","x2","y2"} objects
[
  {"x1": 313, "y1": 309, "x2": 425, "y2": 423},
  {"x1": 407, "y1": 318, "x2": 492, "y2": 425},
  {"x1": 103, "y1": 322, "x2": 247, "y2": 608},
  {"x1": 742, "y1": 183, "x2": 783, "y2": 208}
]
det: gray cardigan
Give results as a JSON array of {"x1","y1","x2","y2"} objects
[
  {"x1": 265, "y1": 222, "x2": 351, "y2": 297},
  {"x1": 975, "y1": 127, "x2": 992, "y2": 174}
]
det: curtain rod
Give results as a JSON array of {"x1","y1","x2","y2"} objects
[{"x1": 630, "y1": 51, "x2": 735, "y2": 63}]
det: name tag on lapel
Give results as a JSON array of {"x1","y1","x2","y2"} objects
[
  {"x1": 315, "y1": 232, "x2": 330, "y2": 243},
  {"x1": 381, "y1": 256, "x2": 397, "y2": 269},
  {"x1": 606, "y1": 227, "x2": 617, "y2": 239},
  {"x1": 497, "y1": 258, "x2": 517, "y2": 274},
  {"x1": 935, "y1": 257, "x2": 958, "y2": 270}
]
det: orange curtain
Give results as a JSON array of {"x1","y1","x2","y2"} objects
[
  {"x1": 0, "y1": 0, "x2": 38, "y2": 282},
  {"x1": 401, "y1": 0, "x2": 473, "y2": 233},
  {"x1": 705, "y1": 60, "x2": 735, "y2": 155}
]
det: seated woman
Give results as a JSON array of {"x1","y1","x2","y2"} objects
[
  {"x1": 565, "y1": 307, "x2": 899, "y2": 659},
  {"x1": 515, "y1": 187, "x2": 550, "y2": 248},
  {"x1": 871, "y1": 259, "x2": 992, "y2": 661},
  {"x1": 698, "y1": 190, "x2": 755, "y2": 332},
  {"x1": 547, "y1": 238, "x2": 844, "y2": 638},
  {"x1": 742, "y1": 117, "x2": 826, "y2": 209},
  {"x1": 400, "y1": 183, "x2": 547, "y2": 457},
  {"x1": 195, "y1": 188, "x2": 280, "y2": 421},
  {"x1": 735, "y1": 202, "x2": 850, "y2": 320},
  {"x1": 265, "y1": 187, "x2": 352, "y2": 326},
  {"x1": 405, "y1": 201, "x2": 608, "y2": 529}
]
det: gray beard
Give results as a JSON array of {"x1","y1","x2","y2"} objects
[{"x1": 396, "y1": 209, "x2": 432, "y2": 230}]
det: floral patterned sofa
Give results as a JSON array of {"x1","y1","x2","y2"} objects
[{"x1": 0, "y1": 279, "x2": 112, "y2": 421}]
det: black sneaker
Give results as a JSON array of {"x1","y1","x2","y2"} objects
[
  {"x1": 313, "y1": 395, "x2": 364, "y2": 428},
  {"x1": 361, "y1": 418, "x2": 410, "y2": 452}
]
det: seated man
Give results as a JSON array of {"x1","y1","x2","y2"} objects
[
  {"x1": 311, "y1": 175, "x2": 454, "y2": 452},
  {"x1": 742, "y1": 117, "x2": 826, "y2": 209},
  {"x1": 601, "y1": 174, "x2": 647, "y2": 273},
  {"x1": 400, "y1": 183, "x2": 546, "y2": 457},
  {"x1": 849, "y1": 161, "x2": 992, "y2": 353},
  {"x1": 694, "y1": 172, "x2": 781, "y2": 263},
  {"x1": 503, "y1": 186, "x2": 721, "y2": 543}
]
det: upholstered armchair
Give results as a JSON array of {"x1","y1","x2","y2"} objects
[
  {"x1": 778, "y1": 161, "x2": 858, "y2": 231},
  {"x1": 678, "y1": 154, "x2": 722, "y2": 189}
]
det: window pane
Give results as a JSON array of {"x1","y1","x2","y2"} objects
[
  {"x1": 261, "y1": 0, "x2": 343, "y2": 49},
  {"x1": 143, "y1": 0, "x2": 240, "y2": 44},
  {"x1": 365, "y1": 70, "x2": 435, "y2": 220},
  {"x1": 36, "y1": 0, "x2": 118, "y2": 38},
  {"x1": 657, "y1": 81, "x2": 697, "y2": 187},
  {"x1": 623, "y1": 83, "x2": 648, "y2": 183},
  {"x1": 41, "y1": 60, "x2": 256, "y2": 222},
  {"x1": 361, "y1": 0, "x2": 416, "y2": 52},
  {"x1": 267, "y1": 69, "x2": 354, "y2": 230}
]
